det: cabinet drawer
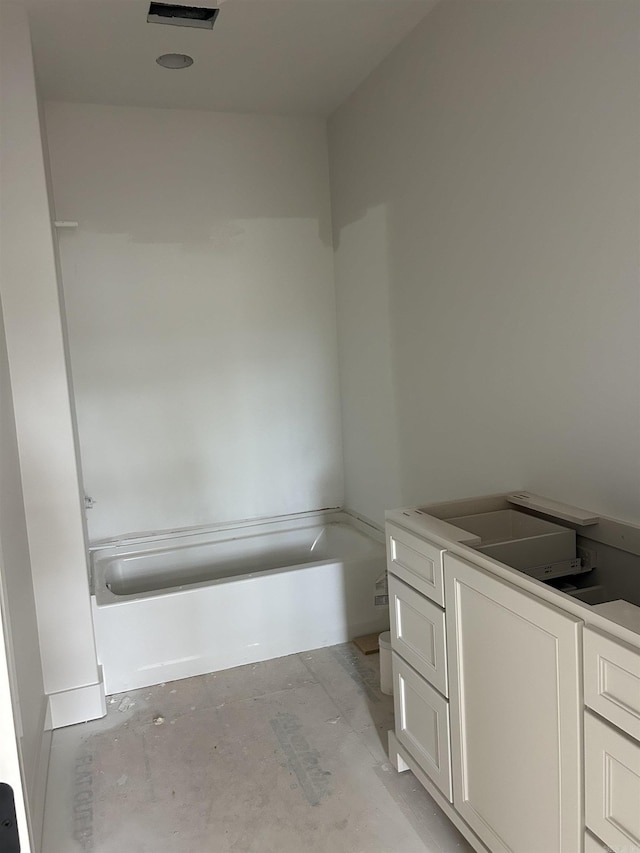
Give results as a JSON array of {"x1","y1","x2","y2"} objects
[
  {"x1": 584, "y1": 627, "x2": 640, "y2": 742},
  {"x1": 389, "y1": 574, "x2": 448, "y2": 697},
  {"x1": 585, "y1": 711, "x2": 640, "y2": 852},
  {"x1": 386, "y1": 523, "x2": 445, "y2": 606},
  {"x1": 392, "y1": 652, "x2": 452, "y2": 801}
]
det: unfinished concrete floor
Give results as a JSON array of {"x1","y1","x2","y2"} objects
[{"x1": 43, "y1": 644, "x2": 474, "y2": 853}]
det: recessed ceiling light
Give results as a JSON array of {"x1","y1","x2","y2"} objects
[{"x1": 156, "y1": 53, "x2": 194, "y2": 69}]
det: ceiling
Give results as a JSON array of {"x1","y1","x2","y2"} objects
[{"x1": 27, "y1": 0, "x2": 437, "y2": 116}]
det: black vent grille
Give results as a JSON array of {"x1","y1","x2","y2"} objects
[{"x1": 147, "y1": 3, "x2": 220, "y2": 29}]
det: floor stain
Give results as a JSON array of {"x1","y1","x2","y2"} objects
[
  {"x1": 72, "y1": 752, "x2": 94, "y2": 853},
  {"x1": 329, "y1": 643, "x2": 382, "y2": 703},
  {"x1": 270, "y1": 711, "x2": 332, "y2": 807}
]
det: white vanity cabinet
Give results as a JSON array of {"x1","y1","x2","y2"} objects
[
  {"x1": 445, "y1": 552, "x2": 583, "y2": 853},
  {"x1": 386, "y1": 494, "x2": 640, "y2": 853},
  {"x1": 386, "y1": 519, "x2": 584, "y2": 850}
]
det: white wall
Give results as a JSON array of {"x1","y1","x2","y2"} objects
[
  {"x1": 332, "y1": 205, "x2": 402, "y2": 526},
  {"x1": 0, "y1": 5, "x2": 102, "y2": 720},
  {"x1": 0, "y1": 297, "x2": 48, "y2": 852},
  {"x1": 329, "y1": 0, "x2": 640, "y2": 526},
  {"x1": 44, "y1": 102, "x2": 343, "y2": 543}
]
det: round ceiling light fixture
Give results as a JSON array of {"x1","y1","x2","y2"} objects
[{"x1": 156, "y1": 53, "x2": 194, "y2": 69}]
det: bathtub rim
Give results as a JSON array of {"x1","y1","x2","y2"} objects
[
  {"x1": 89, "y1": 508, "x2": 382, "y2": 556},
  {"x1": 91, "y1": 510, "x2": 384, "y2": 606}
]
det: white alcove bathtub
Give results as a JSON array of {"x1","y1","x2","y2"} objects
[{"x1": 91, "y1": 512, "x2": 388, "y2": 694}]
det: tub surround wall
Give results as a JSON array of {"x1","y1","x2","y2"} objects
[
  {"x1": 328, "y1": 0, "x2": 640, "y2": 528},
  {"x1": 44, "y1": 102, "x2": 344, "y2": 544},
  {"x1": 0, "y1": 4, "x2": 103, "y2": 735}
]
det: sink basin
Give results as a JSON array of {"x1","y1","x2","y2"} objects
[{"x1": 449, "y1": 509, "x2": 576, "y2": 571}]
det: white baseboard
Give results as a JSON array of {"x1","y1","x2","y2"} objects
[{"x1": 46, "y1": 670, "x2": 106, "y2": 729}]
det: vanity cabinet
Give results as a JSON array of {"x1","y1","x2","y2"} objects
[
  {"x1": 386, "y1": 495, "x2": 640, "y2": 853},
  {"x1": 445, "y1": 552, "x2": 583, "y2": 853}
]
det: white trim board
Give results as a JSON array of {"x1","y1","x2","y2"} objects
[
  {"x1": 30, "y1": 700, "x2": 52, "y2": 853},
  {"x1": 46, "y1": 674, "x2": 106, "y2": 730}
]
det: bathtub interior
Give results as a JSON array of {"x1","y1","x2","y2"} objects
[{"x1": 94, "y1": 516, "x2": 382, "y2": 600}]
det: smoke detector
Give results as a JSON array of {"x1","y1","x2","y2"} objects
[{"x1": 147, "y1": 3, "x2": 220, "y2": 30}]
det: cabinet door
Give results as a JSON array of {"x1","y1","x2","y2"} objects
[{"x1": 445, "y1": 553, "x2": 582, "y2": 853}]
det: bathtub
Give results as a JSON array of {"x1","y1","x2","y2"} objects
[{"x1": 91, "y1": 512, "x2": 388, "y2": 694}]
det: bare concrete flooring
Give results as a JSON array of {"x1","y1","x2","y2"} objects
[{"x1": 43, "y1": 644, "x2": 474, "y2": 853}]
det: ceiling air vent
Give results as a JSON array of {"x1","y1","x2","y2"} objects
[{"x1": 147, "y1": 2, "x2": 220, "y2": 29}]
